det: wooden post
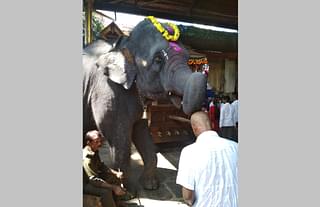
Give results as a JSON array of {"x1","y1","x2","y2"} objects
[{"x1": 85, "y1": 0, "x2": 94, "y2": 45}]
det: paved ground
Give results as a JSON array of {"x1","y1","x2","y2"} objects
[{"x1": 99, "y1": 138, "x2": 194, "y2": 207}]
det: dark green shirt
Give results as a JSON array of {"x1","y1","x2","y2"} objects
[{"x1": 83, "y1": 146, "x2": 108, "y2": 186}]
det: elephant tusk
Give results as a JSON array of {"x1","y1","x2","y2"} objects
[{"x1": 168, "y1": 115, "x2": 190, "y2": 124}]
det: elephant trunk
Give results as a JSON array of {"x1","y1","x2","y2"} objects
[
  {"x1": 182, "y1": 72, "x2": 207, "y2": 115},
  {"x1": 170, "y1": 68, "x2": 207, "y2": 115}
]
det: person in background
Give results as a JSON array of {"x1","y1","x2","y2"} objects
[
  {"x1": 83, "y1": 130, "x2": 127, "y2": 207},
  {"x1": 216, "y1": 95, "x2": 223, "y2": 111},
  {"x1": 208, "y1": 97, "x2": 219, "y2": 132},
  {"x1": 176, "y1": 111, "x2": 238, "y2": 207},
  {"x1": 219, "y1": 95, "x2": 237, "y2": 142},
  {"x1": 231, "y1": 93, "x2": 238, "y2": 141}
]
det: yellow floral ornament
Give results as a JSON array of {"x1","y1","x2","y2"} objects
[{"x1": 146, "y1": 16, "x2": 180, "y2": 41}]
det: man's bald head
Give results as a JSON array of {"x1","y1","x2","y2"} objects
[
  {"x1": 190, "y1": 111, "x2": 212, "y2": 137},
  {"x1": 84, "y1": 130, "x2": 105, "y2": 151},
  {"x1": 85, "y1": 130, "x2": 104, "y2": 144}
]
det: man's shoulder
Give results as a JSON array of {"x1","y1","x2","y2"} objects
[
  {"x1": 181, "y1": 143, "x2": 197, "y2": 155},
  {"x1": 201, "y1": 133, "x2": 238, "y2": 151},
  {"x1": 220, "y1": 138, "x2": 238, "y2": 150},
  {"x1": 181, "y1": 144, "x2": 192, "y2": 153},
  {"x1": 83, "y1": 146, "x2": 96, "y2": 160}
]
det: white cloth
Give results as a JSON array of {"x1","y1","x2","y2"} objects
[
  {"x1": 219, "y1": 103, "x2": 235, "y2": 127},
  {"x1": 176, "y1": 131, "x2": 238, "y2": 207},
  {"x1": 231, "y1": 100, "x2": 238, "y2": 125}
]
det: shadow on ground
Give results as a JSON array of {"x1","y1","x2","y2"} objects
[{"x1": 98, "y1": 138, "x2": 194, "y2": 207}]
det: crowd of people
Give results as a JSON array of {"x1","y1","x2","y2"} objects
[{"x1": 205, "y1": 93, "x2": 238, "y2": 143}]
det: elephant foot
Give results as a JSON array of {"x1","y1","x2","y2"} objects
[{"x1": 140, "y1": 174, "x2": 159, "y2": 190}]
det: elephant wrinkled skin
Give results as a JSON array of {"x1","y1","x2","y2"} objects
[{"x1": 83, "y1": 18, "x2": 206, "y2": 190}]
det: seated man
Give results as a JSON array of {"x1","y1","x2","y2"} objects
[{"x1": 83, "y1": 130, "x2": 127, "y2": 207}]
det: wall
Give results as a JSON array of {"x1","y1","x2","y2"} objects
[{"x1": 205, "y1": 54, "x2": 238, "y2": 95}]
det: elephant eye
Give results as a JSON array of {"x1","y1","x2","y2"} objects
[{"x1": 154, "y1": 55, "x2": 163, "y2": 64}]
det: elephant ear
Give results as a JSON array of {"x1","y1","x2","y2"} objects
[{"x1": 96, "y1": 48, "x2": 136, "y2": 89}]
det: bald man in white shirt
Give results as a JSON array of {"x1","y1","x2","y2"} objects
[{"x1": 176, "y1": 111, "x2": 238, "y2": 207}]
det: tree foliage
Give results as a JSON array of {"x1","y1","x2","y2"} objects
[
  {"x1": 92, "y1": 14, "x2": 105, "y2": 39},
  {"x1": 83, "y1": 12, "x2": 105, "y2": 47}
]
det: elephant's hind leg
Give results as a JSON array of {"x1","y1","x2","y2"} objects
[{"x1": 132, "y1": 119, "x2": 159, "y2": 190}]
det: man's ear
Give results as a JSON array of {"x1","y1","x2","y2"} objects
[{"x1": 96, "y1": 48, "x2": 136, "y2": 89}]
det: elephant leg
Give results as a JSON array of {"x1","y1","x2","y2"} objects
[
  {"x1": 132, "y1": 119, "x2": 159, "y2": 190},
  {"x1": 108, "y1": 129, "x2": 132, "y2": 174},
  {"x1": 90, "y1": 97, "x2": 132, "y2": 176}
]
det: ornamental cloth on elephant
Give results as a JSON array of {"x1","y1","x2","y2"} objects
[{"x1": 83, "y1": 145, "x2": 134, "y2": 205}]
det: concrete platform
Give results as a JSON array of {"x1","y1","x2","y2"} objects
[{"x1": 96, "y1": 139, "x2": 194, "y2": 207}]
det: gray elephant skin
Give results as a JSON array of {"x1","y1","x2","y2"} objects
[{"x1": 83, "y1": 18, "x2": 207, "y2": 190}]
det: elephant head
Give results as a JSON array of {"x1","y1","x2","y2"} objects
[{"x1": 96, "y1": 17, "x2": 206, "y2": 115}]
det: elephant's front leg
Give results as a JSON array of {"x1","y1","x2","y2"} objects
[
  {"x1": 90, "y1": 98, "x2": 132, "y2": 180},
  {"x1": 132, "y1": 119, "x2": 159, "y2": 190},
  {"x1": 108, "y1": 129, "x2": 132, "y2": 174}
]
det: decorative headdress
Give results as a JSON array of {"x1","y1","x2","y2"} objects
[{"x1": 146, "y1": 16, "x2": 180, "y2": 42}]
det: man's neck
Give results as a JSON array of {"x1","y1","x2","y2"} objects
[{"x1": 86, "y1": 145, "x2": 98, "y2": 153}]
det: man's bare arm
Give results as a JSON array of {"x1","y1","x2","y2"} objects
[{"x1": 182, "y1": 186, "x2": 195, "y2": 206}]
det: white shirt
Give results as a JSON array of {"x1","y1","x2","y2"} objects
[
  {"x1": 220, "y1": 103, "x2": 235, "y2": 127},
  {"x1": 231, "y1": 100, "x2": 238, "y2": 125},
  {"x1": 176, "y1": 131, "x2": 238, "y2": 207}
]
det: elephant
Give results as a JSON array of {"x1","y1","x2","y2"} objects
[{"x1": 83, "y1": 17, "x2": 207, "y2": 190}]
